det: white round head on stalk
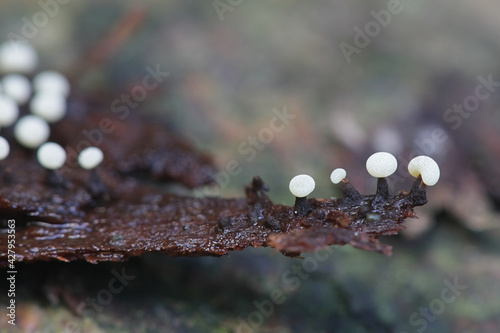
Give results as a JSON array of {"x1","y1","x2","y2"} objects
[
  {"x1": 37, "y1": 142, "x2": 67, "y2": 170},
  {"x1": 14, "y1": 115, "x2": 50, "y2": 149},
  {"x1": 33, "y1": 70, "x2": 70, "y2": 97},
  {"x1": 30, "y1": 91, "x2": 67, "y2": 123},
  {"x1": 2, "y1": 74, "x2": 32, "y2": 104},
  {"x1": 78, "y1": 147, "x2": 104, "y2": 170},
  {"x1": 0, "y1": 137, "x2": 10, "y2": 160},
  {"x1": 0, "y1": 95, "x2": 19, "y2": 127},
  {"x1": 0, "y1": 41, "x2": 38, "y2": 73},
  {"x1": 330, "y1": 168, "x2": 347, "y2": 184},
  {"x1": 289, "y1": 174, "x2": 315, "y2": 198},
  {"x1": 408, "y1": 156, "x2": 440, "y2": 186},
  {"x1": 366, "y1": 152, "x2": 398, "y2": 178}
]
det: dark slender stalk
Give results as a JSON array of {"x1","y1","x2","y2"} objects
[
  {"x1": 342, "y1": 179, "x2": 363, "y2": 206},
  {"x1": 408, "y1": 175, "x2": 427, "y2": 206},
  {"x1": 294, "y1": 196, "x2": 311, "y2": 216},
  {"x1": 89, "y1": 168, "x2": 109, "y2": 202},
  {"x1": 373, "y1": 178, "x2": 390, "y2": 204},
  {"x1": 47, "y1": 169, "x2": 71, "y2": 189}
]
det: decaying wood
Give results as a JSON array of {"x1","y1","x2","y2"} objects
[{"x1": 0, "y1": 111, "x2": 430, "y2": 265}]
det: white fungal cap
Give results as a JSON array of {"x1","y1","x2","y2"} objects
[
  {"x1": 330, "y1": 168, "x2": 347, "y2": 184},
  {"x1": 37, "y1": 142, "x2": 66, "y2": 170},
  {"x1": 366, "y1": 152, "x2": 398, "y2": 178},
  {"x1": 30, "y1": 91, "x2": 67, "y2": 123},
  {"x1": 78, "y1": 147, "x2": 104, "y2": 170},
  {"x1": 0, "y1": 136, "x2": 9, "y2": 160},
  {"x1": 33, "y1": 71, "x2": 70, "y2": 97},
  {"x1": 0, "y1": 95, "x2": 19, "y2": 127},
  {"x1": 14, "y1": 115, "x2": 50, "y2": 149},
  {"x1": 2, "y1": 74, "x2": 32, "y2": 104},
  {"x1": 0, "y1": 41, "x2": 38, "y2": 73},
  {"x1": 408, "y1": 156, "x2": 440, "y2": 186},
  {"x1": 289, "y1": 174, "x2": 315, "y2": 198}
]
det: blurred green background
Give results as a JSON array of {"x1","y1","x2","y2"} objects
[{"x1": 1, "y1": 1, "x2": 500, "y2": 332}]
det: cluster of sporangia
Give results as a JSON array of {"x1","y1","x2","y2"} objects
[
  {"x1": 0, "y1": 41, "x2": 442, "y2": 235},
  {"x1": 288, "y1": 152, "x2": 440, "y2": 216},
  {"x1": 0, "y1": 41, "x2": 106, "y2": 193}
]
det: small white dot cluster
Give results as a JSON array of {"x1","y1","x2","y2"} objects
[
  {"x1": 0, "y1": 41, "x2": 70, "y2": 154},
  {"x1": 365, "y1": 152, "x2": 440, "y2": 186},
  {"x1": 31, "y1": 71, "x2": 69, "y2": 123},
  {"x1": 36, "y1": 144, "x2": 104, "y2": 171},
  {"x1": 289, "y1": 152, "x2": 441, "y2": 199},
  {"x1": 0, "y1": 42, "x2": 103, "y2": 173}
]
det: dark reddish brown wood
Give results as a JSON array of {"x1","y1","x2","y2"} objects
[{"x1": 0, "y1": 112, "x2": 428, "y2": 265}]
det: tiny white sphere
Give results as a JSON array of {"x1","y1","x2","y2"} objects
[
  {"x1": 78, "y1": 147, "x2": 104, "y2": 170},
  {"x1": 30, "y1": 91, "x2": 67, "y2": 123},
  {"x1": 0, "y1": 41, "x2": 38, "y2": 73},
  {"x1": 289, "y1": 174, "x2": 315, "y2": 198},
  {"x1": 330, "y1": 168, "x2": 347, "y2": 184},
  {"x1": 0, "y1": 95, "x2": 19, "y2": 127},
  {"x1": 0, "y1": 136, "x2": 9, "y2": 160},
  {"x1": 33, "y1": 71, "x2": 70, "y2": 97},
  {"x1": 2, "y1": 74, "x2": 32, "y2": 104},
  {"x1": 37, "y1": 142, "x2": 66, "y2": 170},
  {"x1": 408, "y1": 156, "x2": 440, "y2": 186},
  {"x1": 366, "y1": 152, "x2": 398, "y2": 178},
  {"x1": 14, "y1": 115, "x2": 50, "y2": 149}
]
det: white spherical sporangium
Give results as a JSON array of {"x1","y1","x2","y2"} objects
[
  {"x1": 0, "y1": 95, "x2": 19, "y2": 127},
  {"x1": 330, "y1": 168, "x2": 347, "y2": 184},
  {"x1": 0, "y1": 137, "x2": 9, "y2": 160},
  {"x1": 0, "y1": 41, "x2": 38, "y2": 73},
  {"x1": 14, "y1": 115, "x2": 50, "y2": 149},
  {"x1": 78, "y1": 147, "x2": 104, "y2": 170},
  {"x1": 2, "y1": 74, "x2": 32, "y2": 104},
  {"x1": 289, "y1": 174, "x2": 315, "y2": 198},
  {"x1": 30, "y1": 91, "x2": 67, "y2": 123},
  {"x1": 366, "y1": 152, "x2": 398, "y2": 178},
  {"x1": 37, "y1": 142, "x2": 67, "y2": 170},
  {"x1": 408, "y1": 156, "x2": 440, "y2": 186},
  {"x1": 33, "y1": 70, "x2": 70, "y2": 97}
]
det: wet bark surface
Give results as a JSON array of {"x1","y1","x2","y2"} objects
[{"x1": 0, "y1": 112, "x2": 429, "y2": 265}]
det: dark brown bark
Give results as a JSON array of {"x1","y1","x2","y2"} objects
[{"x1": 0, "y1": 112, "x2": 427, "y2": 265}]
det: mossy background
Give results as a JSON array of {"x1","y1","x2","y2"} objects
[{"x1": 1, "y1": 1, "x2": 500, "y2": 332}]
